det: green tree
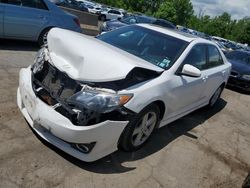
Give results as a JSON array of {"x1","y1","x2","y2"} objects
[
  {"x1": 94, "y1": 0, "x2": 250, "y2": 44},
  {"x1": 155, "y1": 0, "x2": 193, "y2": 26}
]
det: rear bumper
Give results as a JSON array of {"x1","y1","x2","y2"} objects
[{"x1": 17, "y1": 67, "x2": 128, "y2": 162}]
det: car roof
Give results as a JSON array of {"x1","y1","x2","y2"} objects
[{"x1": 138, "y1": 24, "x2": 201, "y2": 42}]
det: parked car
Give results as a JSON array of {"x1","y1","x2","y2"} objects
[
  {"x1": 85, "y1": 4, "x2": 101, "y2": 14},
  {"x1": 213, "y1": 40, "x2": 231, "y2": 54},
  {"x1": 99, "y1": 9, "x2": 125, "y2": 21},
  {"x1": 100, "y1": 15, "x2": 176, "y2": 33},
  {"x1": 212, "y1": 36, "x2": 228, "y2": 44},
  {"x1": 0, "y1": 0, "x2": 82, "y2": 45},
  {"x1": 54, "y1": 0, "x2": 88, "y2": 12},
  {"x1": 17, "y1": 24, "x2": 231, "y2": 162},
  {"x1": 226, "y1": 50, "x2": 250, "y2": 91},
  {"x1": 76, "y1": 0, "x2": 95, "y2": 7}
]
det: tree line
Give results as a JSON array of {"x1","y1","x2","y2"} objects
[{"x1": 95, "y1": 0, "x2": 250, "y2": 45}]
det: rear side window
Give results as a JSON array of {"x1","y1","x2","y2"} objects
[
  {"x1": 109, "y1": 10, "x2": 121, "y2": 15},
  {"x1": 1, "y1": 0, "x2": 21, "y2": 5},
  {"x1": 22, "y1": 0, "x2": 48, "y2": 10},
  {"x1": 1, "y1": 0, "x2": 48, "y2": 10},
  {"x1": 183, "y1": 45, "x2": 207, "y2": 70},
  {"x1": 207, "y1": 45, "x2": 224, "y2": 68}
]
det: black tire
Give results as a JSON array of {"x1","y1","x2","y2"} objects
[
  {"x1": 207, "y1": 85, "x2": 223, "y2": 108},
  {"x1": 119, "y1": 104, "x2": 160, "y2": 152},
  {"x1": 242, "y1": 172, "x2": 250, "y2": 188},
  {"x1": 38, "y1": 28, "x2": 52, "y2": 47},
  {"x1": 100, "y1": 15, "x2": 106, "y2": 21}
]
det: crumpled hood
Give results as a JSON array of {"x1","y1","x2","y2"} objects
[{"x1": 47, "y1": 28, "x2": 163, "y2": 82}]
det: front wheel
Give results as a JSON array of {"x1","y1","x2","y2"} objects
[
  {"x1": 208, "y1": 86, "x2": 223, "y2": 108},
  {"x1": 119, "y1": 104, "x2": 160, "y2": 151}
]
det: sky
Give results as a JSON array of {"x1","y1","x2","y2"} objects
[{"x1": 191, "y1": 0, "x2": 250, "y2": 20}]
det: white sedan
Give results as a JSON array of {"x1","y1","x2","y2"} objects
[
  {"x1": 99, "y1": 9, "x2": 125, "y2": 21},
  {"x1": 17, "y1": 24, "x2": 231, "y2": 162}
]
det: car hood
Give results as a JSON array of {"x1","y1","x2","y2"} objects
[
  {"x1": 228, "y1": 59, "x2": 250, "y2": 74},
  {"x1": 107, "y1": 20, "x2": 127, "y2": 28},
  {"x1": 47, "y1": 28, "x2": 163, "y2": 82}
]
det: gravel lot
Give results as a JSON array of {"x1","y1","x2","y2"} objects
[{"x1": 0, "y1": 39, "x2": 250, "y2": 188}]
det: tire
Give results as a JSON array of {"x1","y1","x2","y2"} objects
[
  {"x1": 38, "y1": 28, "x2": 52, "y2": 47},
  {"x1": 119, "y1": 104, "x2": 160, "y2": 152},
  {"x1": 100, "y1": 15, "x2": 106, "y2": 21},
  {"x1": 242, "y1": 173, "x2": 250, "y2": 188},
  {"x1": 208, "y1": 85, "x2": 223, "y2": 108}
]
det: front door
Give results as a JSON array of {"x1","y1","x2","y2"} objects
[{"x1": 164, "y1": 44, "x2": 208, "y2": 119}]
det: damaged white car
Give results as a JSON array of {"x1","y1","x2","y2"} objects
[{"x1": 17, "y1": 24, "x2": 231, "y2": 162}]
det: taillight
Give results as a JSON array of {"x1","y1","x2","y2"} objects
[{"x1": 73, "y1": 18, "x2": 81, "y2": 27}]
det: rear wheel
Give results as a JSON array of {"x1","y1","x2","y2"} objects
[{"x1": 119, "y1": 104, "x2": 160, "y2": 151}]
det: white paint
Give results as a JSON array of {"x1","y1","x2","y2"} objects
[
  {"x1": 17, "y1": 68, "x2": 128, "y2": 162},
  {"x1": 18, "y1": 24, "x2": 231, "y2": 161},
  {"x1": 47, "y1": 28, "x2": 163, "y2": 82}
]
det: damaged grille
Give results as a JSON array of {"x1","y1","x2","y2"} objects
[{"x1": 32, "y1": 61, "x2": 100, "y2": 126}]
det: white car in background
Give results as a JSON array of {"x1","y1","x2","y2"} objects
[
  {"x1": 17, "y1": 24, "x2": 231, "y2": 162},
  {"x1": 86, "y1": 5, "x2": 101, "y2": 14},
  {"x1": 99, "y1": 9, "x2": 125, "y2": 21}
]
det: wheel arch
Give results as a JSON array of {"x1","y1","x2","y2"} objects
[
  {"x1": 221, "y1": 82, "x2": 226, "y2": 88},
  {"x1": 152, "y1": 100, "x2": 166, "y2": 120},
  {"x1": 37, "y1": 26, "x2": 55, "y2": 41}
]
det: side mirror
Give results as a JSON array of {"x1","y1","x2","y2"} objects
[
  {"x1": 181, "y1": 64, "x2": 201, "y2": 77},
  {"x1": 117, "y1": 17, "x2": 121, "y2": 21}
]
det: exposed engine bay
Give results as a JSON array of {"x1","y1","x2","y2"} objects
[{"x1": 31, "y1": 58, "x2": 161, "y2": 126}]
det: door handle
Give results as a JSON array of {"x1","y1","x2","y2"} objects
[
  {"x1": 202, "y1": 76, "x2": 208, "y2": 82},
  {"x1": 38, "y1": 15, "x2": 46, "y2": 20},
  {"x1": 222, "y1": 70, "x2": 226, "y2": 76}
]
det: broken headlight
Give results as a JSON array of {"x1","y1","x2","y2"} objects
[
  {"x1": 67, "y1": 88, "x2": 133, "y2": 113},
  {"x1": 32, "y1": 47, "x2": 46, "y2": 74}
]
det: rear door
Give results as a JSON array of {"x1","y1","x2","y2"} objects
[
  {"x1": 0, "y1": 2, "x2": 4, "y2": 36},
  {"x1": 201, "y1": 44, "x2": 228, "y2": 99},
  {"x1": 3, "y1": 0, "x2": 50, "y2": 40}
]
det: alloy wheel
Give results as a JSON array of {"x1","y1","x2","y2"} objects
[{"x1": 132, "y1": 111, "x2": 157, "y2": 147}]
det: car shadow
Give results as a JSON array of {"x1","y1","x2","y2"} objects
[
  {"x1": 0, "y1": 39, "x2": 39, "y2": 51},
  {"x1": 30, "y1": 98, "x2": 227, "y2": 174}
]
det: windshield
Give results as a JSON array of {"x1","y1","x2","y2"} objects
[
  {"x1": 97, "y1": 25, "x2": 188, "y2": 70},
  {"x1": 226, "y1": 51, "x2": 250, "y2": 65}
]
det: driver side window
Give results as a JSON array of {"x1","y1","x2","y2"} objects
[{"x1": 183, "y1": 44, "x2": 206, "y2": 70}]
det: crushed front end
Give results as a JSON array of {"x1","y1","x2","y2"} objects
[{"x1": 17, "y1": 47, "x2": 134, "y2": 162}]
